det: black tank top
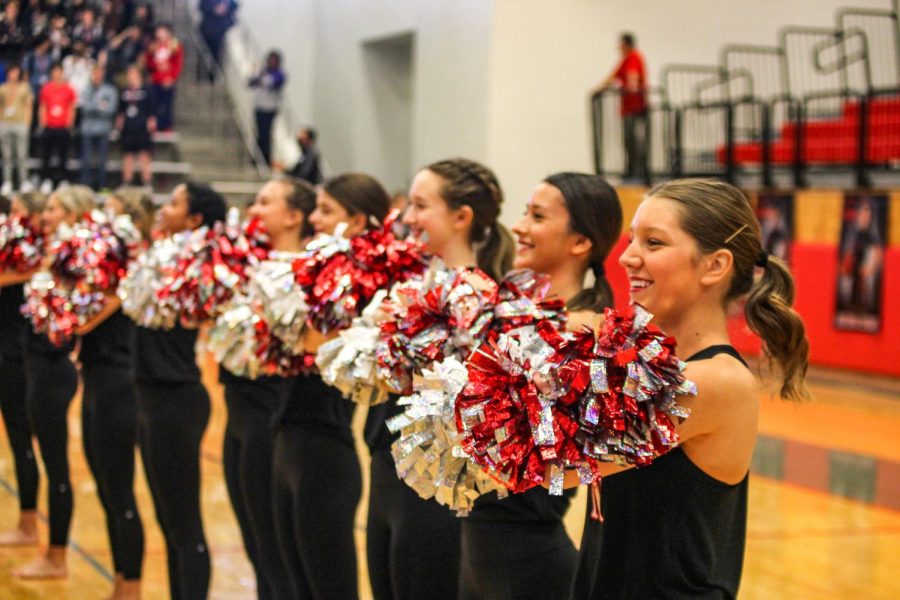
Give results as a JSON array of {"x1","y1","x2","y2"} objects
[{"x1": 576, "y1": 345, "x2": 750, "y2": 600}]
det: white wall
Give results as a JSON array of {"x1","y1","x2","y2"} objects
[
  {"x1": 487, "y1": 0, "x2": 896, "y2": 222},
  {"x1": 236, "y1": 0, "x2": 896, "y2": 219},
  {"x1": 310, "y1": 0, "x2": 494, "y2": 191}
]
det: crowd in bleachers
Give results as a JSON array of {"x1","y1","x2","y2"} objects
[{"x1": 0, "y1": 0, "x2": 184, "y2": 194}]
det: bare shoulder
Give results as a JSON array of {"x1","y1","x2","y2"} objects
[
  {"x1": 566, "y1": 309, "x2": 600, "y2": 332},
  {"x1": 676, "y1": 353, "x2": 759, "y2": 442}
]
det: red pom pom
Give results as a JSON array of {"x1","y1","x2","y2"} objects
[{"x1": 0, "y1": 213, "x2": 44, "y2": 272}]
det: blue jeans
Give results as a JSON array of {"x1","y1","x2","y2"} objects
[
  {"x1": 154, "y1": 84, "x2": 176, "y2": 131},
  {"x1": 81, "y1": 133, "x2": 110, "y2": 190}
]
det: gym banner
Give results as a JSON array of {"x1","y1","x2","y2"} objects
[
  {"x1": 835, "y1": 193, "x2": 888, "y2": 333},
  {"x1": 756, "y1": 193, "x2": 794, "y2": 264}
]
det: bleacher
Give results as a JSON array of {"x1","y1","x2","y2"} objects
[{"x1": 591, "y1": 3, "x2": 900, "y2": 188}]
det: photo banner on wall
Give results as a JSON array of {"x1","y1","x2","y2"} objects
[
  {"x1": 756, "y1": 193, "x2": 794, "y2": 264},
  {"x1": 834, "y1": 193, "x2": 888, "y2": 333}
]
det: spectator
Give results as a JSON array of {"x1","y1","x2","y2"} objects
[
  {"x1": 129, "y1": 2, "x2": 155, "y2": 40},
  {"x1": 80, "y1": 65, "x2": 117, "y2": 190},
  {"x1": 71, "y1": 6, "x2": 105, "y2": 56},
  {"x1": 249, "y1": 50, "x2": 284, "y2": 166},
  {"x1": 592, "y1": 32, "x2": 648, "y2": 184},
  {"x1": 198, "y1": 0, "x2": 237, "y2": 81},
  {"x1": 0, "y1": 63, "x2": 33, "y2": 193},
  {"x1": 145, "y1": 22, "x2": 182, "y2": 132},
  {"x1": 116, "y1": 64, "x2": 156, "y2": 186},
  {"x1": 288, "y1": 127, "x2": 322, "y2": 184},
  {"x1": 24, "y1": 34, "x2": 54, "y2": 95},
  {"x1": 106, "y1": 25, "x2": 145, "y2": 87},
  {"x1": 23, "y1": 0, "x2": 50, "y2": 39},
  {"x1": 38, "y1": 62, "x2": 77, "y2": 192},
  {"x1": 47, "y1": 13, "x2": 70, "y2": 63},
  {"x1": 0, "y1": 1, "x2": 29, "y2": 65},
  {"x1": 62, "y1": 39, "x2": 95, "y2": 105}
]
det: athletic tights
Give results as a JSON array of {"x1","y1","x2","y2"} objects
[
  {"x1": 222, "y1": 376, "x2": 291, "y2": 599},
  {"x1": 137, "y1": 381, "x2": 210, "y2": 600},
  {"x1": 272, "y1": 423, "x2": 362, "y2": 599},
  {"x1": 23, "y1": 345, "x2": 78, "y2": 547},
  {"x1": 366, "y1": 448, "x2": 461, "y2": 600},
  {"x1": 82, "y1": 363, "x2": 144, "y2": 579},
  {"x1": 0, "y1": 351, "x2": 37, "y2": 512}
]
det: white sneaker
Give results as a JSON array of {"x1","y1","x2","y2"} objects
[
  {"x1": 0, "y1": 181, "x2": 12, "y2": 196},
  {"x1": 40, "y1": 179, "x2": 53, "y2": 194},
  {"x1": 20, "y1": 180, "x2": 34, "y2": 193}
]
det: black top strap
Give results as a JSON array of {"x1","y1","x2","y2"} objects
[{"x1": 685, "y1": 344, "x2": 749, "y2": 368}]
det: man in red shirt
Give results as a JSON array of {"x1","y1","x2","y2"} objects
[
  {"x1": 593, "y1": 33, "x2": 648, "y2": 184},
  {"x1": 38, "y1": 63, "x2": 78, "y2": 191}
]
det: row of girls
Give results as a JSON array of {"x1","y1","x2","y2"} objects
[{"x1": 0, "y1": 162, "x2": 812, "y2": 600}]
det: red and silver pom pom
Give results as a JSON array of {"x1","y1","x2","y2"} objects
[
  {"x1": 388, "y1": 356, "x2": 502, "y2": 514},
  {"x1": 119, "y1": 233, "x2": 185, "y2": 329},
  {"x1": 293, "y1": 214, "x2": 427, "y2": 333},
  {"x1": 0, "y1": 213, "x2": 44, "y2": 272},
  {"x1": 156, "y1": 210, "x2": 272, "y2": 327},
  {"x1": 376, "y1": 265, "x2": 498, "y2": 395},
  {"x1": 22, "y1": 272, "x2": 106, "y2": 346}
]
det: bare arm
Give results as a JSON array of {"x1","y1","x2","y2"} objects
[
  {"x1": 74, "y1": 295, "x2": 122, "y2": 336},
  {"x1": 0, "y1": 268, "x2": 39, "y2": 287}
]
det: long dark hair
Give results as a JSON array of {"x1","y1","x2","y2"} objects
[
  {"x1": 322, "y1": 172, "x2": 390, "y2": 230},
  {"x1": 648, "y1": 178, "x2": 809, "y2": 400},
  {"x1": 425, "y1": 158, "x2": 514, "y2": 282},
  {"x1": 275, "y1": 175, "x2": 316, "y2": 239},
  {"x1": 544, "y1": 172, "x2": 623, "y2": 312}
]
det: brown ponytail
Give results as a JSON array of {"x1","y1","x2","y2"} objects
[
  {"x1": 424, "y1": 158, "x2": 514, "y2": 282},
  {"x1": 544, "y1": 172, "x2": 622, "y2": 313},
  {"x1": 648, "y1": 178, "x2": 810, "y2": 400}
]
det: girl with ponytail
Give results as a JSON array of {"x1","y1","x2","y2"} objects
[
  {"x1": 457, "y1": 172, "x2": 623, "y2": 600},
  {"x1": 573, "y1": 178, "x2": 809, "y2": 599},
  {"x1": 364, "y1": 158, "x2": 513, "y2": 600}
]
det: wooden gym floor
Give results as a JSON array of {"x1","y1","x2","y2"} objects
[{"x1": 0, "y1": 356, "x2": 898, "y2": 599}]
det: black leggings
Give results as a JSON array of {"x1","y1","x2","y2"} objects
[
  {"x1": 82, "y1": 363, "x2": 144, "y2": 580},
  {"x1": 137, "y1": 382, "x2": 210, "y2": 600},
  {"x1": 367, "y1": 448, "x2": 461, "y2": 600},
  {"x1": 272, "y1": 425, "x2": 362, "y2": 600},
  {"x1": 0, "y1": 351, "x2": 38, "y2": 512},
  {"x1": 459, "y1": 520, "x2": 577, "y2": 600},
  {"x1": 222, "y1": 382, "x2": 291, "y2": 600},
  {"x1": 23, "y1": 348, "x2": 77, "y2": 547}
]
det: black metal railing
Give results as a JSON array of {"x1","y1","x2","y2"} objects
[{"x1": 591, "y1": 2, "x2": 900, "y2": 188}]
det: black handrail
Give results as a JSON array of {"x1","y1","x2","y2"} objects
[
  {"x1": 721, "y1": 44, "x2": 789, "y2": 99},
  {"x1": 836, "y1": 6, "x2": 900, "y2": 87},
  {"x1": 811, "y1": 27, "x2": 872, "y2": 93},
  {"x1": 694, "y1": 67, "x2": 755, "y2": 103}
]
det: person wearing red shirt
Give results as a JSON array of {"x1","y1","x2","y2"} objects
[
  {"x1": 593, "y1": 33, "x2": 649, "y2": 184},
  {"x1": 145, "y1": 23, "x2": 184, "y2": 132},
  {"x1": 38, "y1": 63, "x2": 77, "y2": 190}
]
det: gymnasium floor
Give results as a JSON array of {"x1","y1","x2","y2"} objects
[{"x1": 0, "y1": 357, "x2": 898, "y2": 599}]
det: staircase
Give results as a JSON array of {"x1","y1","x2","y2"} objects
[{"x1": 155, "y1": 0, "x2": 266, "y2": 203}]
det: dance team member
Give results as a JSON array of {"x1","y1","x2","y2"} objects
[
  {"x1": 458, "y1": 173, "x2": 623, "y2": 599},
  {"x1": 219, "y1": 177, "x2": 315, "y2": 600},
  {"x1": 271, "y1": 173, "x2": 390, "y2": 600},
  {"x1": 75, "y1": 187, "x2": 155, "y2": 600},
  {"x1": 0, "y1": 191, "x2": 46, "y2": 549},
  {"x1": 572, "y1": 178, "x2": 809, "y2": 599},
  {"x1": 14, "y1": 186, "x2": 94, "y2": 578},
  {"x1": 364, "y1": 158, "x2": 513, "y2": 600},
  {"x1": 132, "y1": 182, "x2": 225, "y2": 599}
]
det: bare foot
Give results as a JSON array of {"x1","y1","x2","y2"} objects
[
  {"x1": 0, "y1": 527, "x2": 39, "y2": 547},
  {"x1": 12, "y1": 555, "x2": 67, "y2": 579},
  {"x1": 108, "y1": 577, "x2": 141, "y2": 600}
]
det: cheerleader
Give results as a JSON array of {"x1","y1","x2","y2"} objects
[
  {"x1": 132, "y1": 182, "x2": 225, "y2": 599},
  {"x1": 218, "y1": 177, "x2": 315, "y2": 599},
  {"x1": 271, "y1": 173, "x2": 389, "y2": 600},
  {"x1": 571, "y1": 179, "x2": 809, "y2": 599},
  {"x1": 458, "y1": 173, "x2": 623, "y2": 600},
  {"x1": 75, "y1": 187, "x2": 155, "y2": 600},
  {"x1": 14, "y1": 186, "x2": 95, "y2": 578},
  {"x1": 0, "y1": 191, "x2": 45, "y2": 549},
  {"x1": 364, "y1": 158, "x2": 513, "y2": 600}
]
